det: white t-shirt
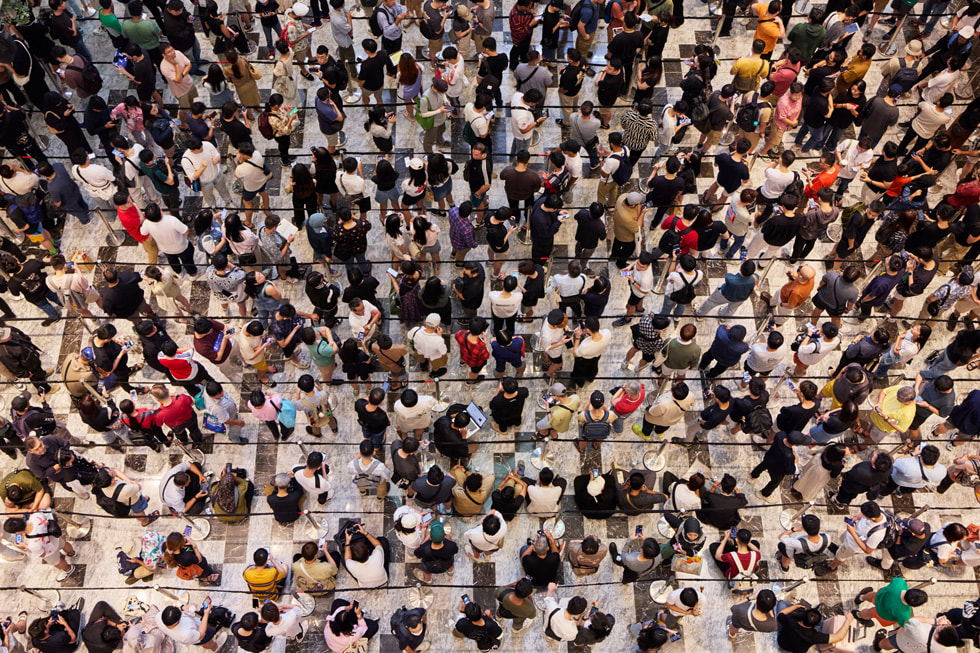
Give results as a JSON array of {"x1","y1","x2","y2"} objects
[
  {"x1": 24, "y1": 512, "x2": 61, "y2": 560},
  {"x1": 181, "y1": 142, "x2": 222, "y2": 184},
  {"x1": 291, "y1": 465, "x2": 331, "y2": 496},
  {"x1": 141, "y1": 214, "x2": 190, "y2": 255},
  {"x1": 526, "y1": 484, "x2": 562, "y2": 516},
  {"x1": 510, "y1": 93, "x2": 536, "y2": 136},
  {"x1": 157, "y1": 613, "x2": 203, "y2": 645},
  {"x1": 895, "y1": 619, "x2": 956, "y2": 653},
  {"x1": 539, "y1": 324, "x2": 566, "y2": 357},
  {"x1": 836, "y1": 140, "x2": 874, "y2": 180},
  {"x1": 444, "y1": 59, "x2": 467, "y2": 98},
  {"x1": 488, "y1": 290, "x2": 524, "y2": 317},
  {"x1": 393, "y1": 395, "x2": 437, "y2": 430},
  {"x1": 659, "y1": 106, "x2": 678, "y2": 147},
  {"x1": 543, "y1": 597, "x2": 579, "y2": 641},
  {"x1": 922, "y1": 69, "x2": 959, "y2": 104},
  {"x1": 205, "y1": 392, "x2": 238, "y2": 424},
  {"x1": 841, "y1": 515, "x2": 886, "y2": 552},
  {"x1": 234, "y1": 152, "x2": 270, "y2": 192},
  {"x1": 761, "y1": 167, "x2": 794, "y2": 200},
  {"x1": 408, "y1": 327, "x2": 447, "y2": 359},
  {"x1": 336, "y1": 171, "x2": 366, "y2": 197},
  {"x1": 160, "y1": 462, "x2": 194, "y2": 513},
  {"x1": 392, "y1": 505, "x2": 424, "y2": 554},
  {"x1": 565, "y1": 153, "x2": 583, "y2": 180},
  {"x1": 665, "y1": 270, "x2": 702, "y2": 297},
  {"x1": 264, "y1": 606, "x2": 304, "y2": 639},
  {"x1": 665, "y1": 587, "x2": 700, "y2": 616},
  {"x1": 630, "y1": 266, "x2": 655, "y2": 297},
  {"x1": 601, "y1": 150, "x2": 623, "y2": 179},
  {"x1": 575, "y1": 330, "x2": 612, "y2": 359},
  {"x1": 550, "y1": 273, "x2": 588, "y2": 298},
  {"x1": 349, "y1": 300, "x2": 378, "y2": 336},
  {"x1": 796, "y1": 336, "x2": 840, "y2": 366},
  {"x1": 464, "y1": 511, "x2": 508, "y2": 551},
  {"x1": 346, "y1": 545, "x2": 388, "y2": 587},
  {"x1": 746, "y1": 343, "x2": 786, "y2": 373}
]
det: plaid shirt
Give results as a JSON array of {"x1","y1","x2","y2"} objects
[
  {"x1": 509, "y1": 6, "x2": 534, "y2": 42},
  {"x1": 448, "y1": 207, "x2": 477, "y2": 250}
]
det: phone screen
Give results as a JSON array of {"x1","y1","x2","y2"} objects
[
  {"x1": 621, "y1": 270, "x2": 631, "y2": 277},
  {"x1": 184, "y1": 525, "x2": 193, "y2": 537},
  {"x1": 421, "y1": 512, "x2": 434, "y2": 524},
  {"x1": 15, "y1": 533, "x2": 22, "y2": 544}
]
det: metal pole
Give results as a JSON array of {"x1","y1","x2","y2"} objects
[
  {"x1": 779, "y1": 501, "x2": 815, "y2": 530},
  {"x1": 303, "y1": 510, "x2": 329, "y2": 540},
  {"x1": 756, "y1": 254, "x2": 780, "y2": 290},
  {"x1": 432, "y1": 377, "x2": 449, "y2": 412},
  {"x1": 710, "y1": 8, "x2": 726, "y2": 49},
  {"x1": 908, "y1": 504, "x2": 930, "y2": 520},
  {"x1": 772, "y1": 578, "x2": 808, "y2": 595},
  {"x1": 879, "y1": 15, "x2": 908, "y2": 56},
  {"x1": 54, "y1": 509, "x2": 92, "y2": 539},
  {"x1": 153, "y1": 584, "x2": 189, "y2": 605},
  {"x1": 298, "y1": 441, "x2": 311, "y2": 459},
  {"x1": 95, "y1": 208, "x2": 127, "y2": 247},
  {"x1": 909, "y1": 578, "x2": 938, "y2": 591},
  {"x1": 652, "y1": 254, "x2": 674, "y2": 295},
  {"x1": 19, "y1": 586, "x2": 60, "y2": 606},
  {"x1": 173, "y1": 439, "x2": 205, "y2": 465}
]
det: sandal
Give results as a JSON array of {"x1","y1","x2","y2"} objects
[
  {"x1": 141, "y1": 510, "x2": 160, "y2": 526},
  {"x1": 203, "y1": 573, "x2": 219, "y2": 582}
]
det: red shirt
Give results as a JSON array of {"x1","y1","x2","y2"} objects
[
  {"x1": 157, "y1": 349, "x2": 196, "y2": 380},
  {"x1": 612, "y1": 386, "x2": 646, "y2": 416},
  {"x1": 720, "y1": 549, "x2": 760, "y2": 579},
  {"x1": 885, "y1": 174, "x2": 911, "y2": 198},
  {"x1": 117, "y1": 205, "x2": 148, "y2": 243},
  {"x1": 509, "y1": 6, "x2": 534, "y2": 42},
  {"x1": 661, "y1": 216, "x2": 699, "y2": 255},
  {"x1": 193, "y1": 319, "x2": 230, "y2": 364},
  {"x1": 804, "y1": 164, "x2": 840, "y2": 199},
  {"x1": 151, "y1": 394, "x2": 195, "y2": 428}
]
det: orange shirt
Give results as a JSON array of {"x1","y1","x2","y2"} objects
[
  {"x1": 779, "y1": 277, "x2": 815, "y2": 308},
  {"x1": 805, "y1": 164, "x2": 840, "y2": 199},
  {"x1": 753, "y1": 3, "x2": 781, "y2": 53}
]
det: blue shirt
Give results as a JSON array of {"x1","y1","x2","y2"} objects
[
  {"x1": 47, "y1": 162, "x2": 86, "y2": 211},
  {"x1": 720, "y1": 273, "x2": 757, "y2": 302},
  {"x1": 859, "y1": 271, "x2": 901, "y2": 307},
  {"x1": 709, "y1": 325, "x2": 750, "y2": 367},
  {"x1": 492, "y1": 336, "x2": 525, "y2": 365},
  {"x1": 950, "y1": 389, "x2": 980, "y2": 436},
  {"x1": 579, "y1": 0, "x2": 599, "y2": 33}
]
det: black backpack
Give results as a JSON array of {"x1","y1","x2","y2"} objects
[
  {"x1": 869, "y1": 510, "x2": 900, "y2": 550},
  {"x1": 742, "y1": 406, "x2": 773, "y2": 434},
  {"x1": 657, "y1": 214, "x2": 696, "y2": 255},
  {"x1": 67, "y1": 56, "x2": 103, "y2": 95},
  {"x1": 734, "y1": 92, "x2": 769, "y2": 133},
  {"x1": 94, "y1": 484, "x2": 130, "y2": 518},
  {"x1": 610, "y1": 151, "x2": 634, "y2": 185},
  {"x1": 368, "y1": 4, "x2": 389, "y2": 37},
  {"x1": 793, "y1": 534, "x2": 830, "y2": 569},
  {"x1": 668, "y1": 271, "x2": 697, "y2": 304},
  {"x1": 892, "y1": 58, "x2": 919, "y2": 94},
  {"x1": 567, "y1": 0, "x2": 587, "y2": 29}
]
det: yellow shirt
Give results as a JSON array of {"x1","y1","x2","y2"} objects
[
  {"x1": 869, "y1": 386, "x2": 916, "y2": 434},
  {"x1": 243, "y1": 565, "x2": 287, "y2": 601},
  {"x1": 731, "y1": 56, "x2": 771, "y2": 82}
]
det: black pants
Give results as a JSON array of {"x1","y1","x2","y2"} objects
[
  {"x1": 491, "y1": 313, "x2": 517, "y2": 335},
  {"x1": 834, "y1": 481, "x2": 868, "y2": 505},
  {"x1": 165, "y1": 242, "x2": 198, "y2": 276},
  {"x1": 171, "y1": 415, "x2": 203, "y2": 444},
  {"x1": 558, "y1": 297, "x2": 583, "y2": 318},
  {"x1": 264, "y1": 420, "x2": 295, "y2": 441},
  {"x1": 509, "y1": 38, "x2": 531, "y2": 70},
  {"x1": 292, "y1": 193, "x2": 317, "y2": 228},
  {"x1": 570, "y1": 356, "x2": 600, "y2": 388},
  {"x1": 750, "y1": 460, "x2": 785, "y2": 497},
  {"x1": 170, "y1": 365, "x2": 215, "y2": 393},
  {"x1": 790, "y1": 236, "x2": 816, "y2": 262},
  {"x1": 508, "y1": 198, "x2": 533, "y2": 225},
  {"x1": 897, "y1": 128, "x2": 928, "y2": 157},
  {"x1": 698, "y1": 351, "x2": 731, "y2": 378},
  {"x1": 531, "y1": 242, "x2": 553, "y2": 266},
  {"x1": 160, "y1": 189, "x2": 181, "y2": 213},
  {"x1": 0, "y1": 426, "x2": 23, "y2": 458},
  {"x1": 610, "y1": 238, "x2": 636, "y2": 269},
  {"x1": 275, "y1": 134, "x2": 292, "y2": 163},
  {"x1": 381, "y1": 36, "x2": 402, "y2": 54}
]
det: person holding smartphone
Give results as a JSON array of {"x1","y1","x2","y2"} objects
[{"x1": 156, "y1": 603, "x2": 224, "y2": 650}]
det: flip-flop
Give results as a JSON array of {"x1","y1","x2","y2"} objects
[{"x1": 143, "y1": 511, "x2": 160, "y2": 526}]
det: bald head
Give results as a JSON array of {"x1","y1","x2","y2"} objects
[{"x1": 798, "y1": 265, "x2": 815, "y2": 281}]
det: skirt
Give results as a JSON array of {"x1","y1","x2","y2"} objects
[{"x1": 792, "y1": 454, "x2": 830, "y2": 501}]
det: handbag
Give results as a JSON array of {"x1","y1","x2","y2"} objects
[
  {"x1": 927, "y1": 284, "x2": 951, "y2": 317},
  {"x1": 203, "y1": 413, "x2": 227, "y2": 433},
  {"x1": 273, "y1": 397, "x2": 297, "y2": 429},
  {"x1": 176, "y1": 563, "x2": 204, "y2": 580},
  {"x1": 670, "y1": 554, "x2": 702, "y2": 574}
]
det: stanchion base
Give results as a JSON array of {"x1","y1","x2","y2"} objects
[
  {"x1": 409, "y1": 585, "x2": 435, "y2": 609},
  {"x1": 649, "y1": 580, "x2": 672, "y2": 603},
  {"x1": 643, "y1": 452, "x2": 666, "y2": 472},
  {"x1": 542, "y1": 518, "x2": 565, "y2": 538},
  {"x1": 294, "y1": 591, "x2": 316, "y2": 616},
  {"x1": 657, "y1": 516, "x2": 674, "y2": 539},
  {"x1": 517, "y1": 229, "x2": 532, "y2": 246},
  {"x1": 433, "y1": 400, "x2": 449, "y2": 412},
  {"x1": 530, "y1": 446, "x2": 554, "y2": 470},
  {"x1": 106, "y1": 230, "x2": 128, "y2": 247},
  {"x1": 65, "y1": 517, "x2": 92, "y2": 540},
  {"x1": 189, "y1": 518, "x2": 211, "y2": 540},
  {"x1": 342, "y1": 90, "x2": 361, "y2": 103},
  {"x1": 779, "y1": 509, "x2": 800, "y2": 531},
  {"x1": 305, "y1": 517, "x2": 330, "y2": 541},
  {"x1": 0, "y1": 543, "x2": 25, "y2": 562},
  {"x1": 336, "y1": 131, "x2": 349, "y2": 148}
]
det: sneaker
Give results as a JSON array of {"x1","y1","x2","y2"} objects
[
  {"x1": 56, "y1": 565, "x2": 76, "y2": 582},
  {"x1": 621, "y1": 361, "x2": 635, "y2": 373},
  {"x1": 812, "y1": 563, "x2": 834, "y2": 577},
  {"x1": 612, "y1": 317, "x2": 632, "y2": 327},
  {"x1": 852, "y1": 609, "x2": 874, "y2": 628},
  {"x1": 632, "y1": 424, "x2": 650, "y2": 439},
  {"x1": 854, "y1": 587, "x2": 873, "y2": 605}
]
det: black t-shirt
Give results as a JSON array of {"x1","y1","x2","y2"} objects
[
  {"x1": 646, "y1": 174, "x2": 685, "y2": 207},
  {"x1": 700, "y1": 402, "x2": 731, "y2": 429},
  {"x1": 842, "y1": 211, "x2": 875, "y2": 248},
  {"x1": 93, "y1": 339, "x2": 128, "y2": 375},
  {"x1": 478, "y1": 53, "x2": 508, "y2": 82},
  {"x1": 354, "y1": 400, "x2": 390, "y2": 433},
  {"x1": 254, "y1": 0, "x2": 280, "y2": 26},
  {"x1": 458, "y1": 267, "x2": 486, "y2": 309},
  {"x1": 574, "y1": 210, "x2": 606, "y2": 249},
  {"x1": 490, "y1": 490, "x2": 524, "y2": 521},
  {"x1": 715, "y1": 153, "x2": 750, "y2": 193},
  {"x1": 48, "y1": 11, "x2": 76, "y2": 43},
  {"x1": 413, "y1": 540, "x2": 459, "y2": 571},
  {"x1": 558, "y1": 63, "x2": 584, "y2": 96},
  {"x1": 890, "y1": 525, "x2": 932, "y2": 558},
  {"x1": 905, "y1": 218, "x2": 949, "y2": 251},
  {"x1": 776, "y1": 402, "x2": 819, "y2": 433},
  {"x1": 233, "y1": 623, "x2": 273, "y2": 653},
  {"x1": 608, "y1": 30, "x2": 645, "y2": 67},
  {"x1": 488, "y1": 388, "x2": 529, "y2": 423},
  {"x1": 454, "y1": 618, "x2": 502, "y2": 646},
  {"x1": 101, "y1": 271, "x2": 145, "y2": 318},
  {"x1": 221, "y1": 118, "x2": 253, "y2": 149},
  {"x1": 9, "y1": 260, "x2": 49, "y2": 303},
  {"x1": 866, "y1": 156, "x2": 897, "y2": 190},
  {"x1": 267, "y1": 486, "x2": 303, "y2": 522},
  {"x1": 910, "y1": 147, "x2": 953, "y2": 176},
  {"x1": 485, "y1": 220, "x2": 509, "y2": 252},
  {"x1": 358, "y1": 53, "x2": 394, "y2": 91},
  {"x1": 521, "y1": 551, "x2": 560, "y2": 586},
  {"x1": 696, "y1": 221, "x2": 728, "y2": 250},
  {"x1": 597, "y1": 70, "x2": 625, "y2": 106},
  {"x1": 762, "y1": 211, "x2": 804, "y2": 246},
  {"x1": 342, "y1": 276, "x2": 380, "y2": 307},
  {"x1": 804, "y1": 92, "x2": 831, "y2": 127},
  {"x1": 522, "y1": 266, "x2": 546, "y2": 301},
  {"x1": 131, "y1": 55, "x2": 156, "y2": 94},
  {"x1": 776, "y1": 611, "x2": 830, "y2": 653},
  {"x1": 803, "y1": 64, "x2": 837, "y2": 96}
]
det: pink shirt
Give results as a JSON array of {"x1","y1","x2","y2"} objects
[
  {"x1": 324, "y1": 607, "x2": 369, "y2": 653},
  {"x1": 249, "y1": 395, "x2": 282, "y2": 421},
  {"x1": 160, "y1": 51, "x2": 194, "y2": 98},
  {"x1": 774, "y1": 93, "x2": 802, "y2": 131}
]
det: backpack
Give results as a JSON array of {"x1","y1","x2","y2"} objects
[
  {"x1": 567, "y1": 0, "x2": 587, "y2": 28},
  {"x1": 892, "y1": 58, "x2": 919, "y2": 94},
  {"x1": 742, "y1": 406, "x2": 773, "y2": 434},
  {"x1": 793, "y1": 533, "x2": 830, "y2": 569},
  {"x1": 462, "y1": 115, "x2": 480, "y2": 146},
  {"x1": 368, "y1": 3, "x2": 390, "y2": 37},
  {"x1": 610, "y1": 150, "x2": 633, "y2": 185},
  {"x1": 419, "y1": 15, "x2": 437, "y2": 39},
  {"x1": 544, "y1": 167, "x2": 571, "y2": 195},
  {"x1": 581, "y1": 409, "x2": 611, "y2": 440},
  {"x1": 956, "y1": 458, "x2": 980, "y2": 487},
  {"x1": 257, "y1": 109, "x2": 274, "y2": 139},
  {"x1": 352, "y1": 459, "x2": 385, "y2": 489},
  {"x1": 734, "y1": 92, "x2": 769, "y2": 133},
  {"x1": 869, "y1": 510, "x2": 900, "y2": 550},
  {"x1": 415, "y1": 95, "x2": 435, "y2": 130},
  {"x1": 602, "y1": 0, "x2": 622, "y2": 22},
  {"x1": 782, "y1": 171, "x2": 805, "y2": 203},
  {"x1": 668, "y1": 270, "x2": 698, "y2": 304},
  {"x1": 94, "y1": 484, "x2": 131, "y2": 518},
  {"x1": 66, "y1": 57, "x2": 103, "y2": 95},
  {"x1": 389, "y1": 606, "x2": 410, "y2": 635},
  {"x1": 657, "y1": 214, "x2": 696, "y2": 254},
  {"x1": 839, "y1": 201, "x2": 866, "y2": 230},
  {"x1": 727, "y1": 550, "x2": 759, "y2": 595}
]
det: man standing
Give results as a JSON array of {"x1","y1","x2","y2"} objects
[
  {"x1": 160, "y1": 44, "x2": 197, "y2": 124},
  {"x1": 162, "y1": 0, "x2": 203, "y2": 74},
  {"x1": 376, "y1": 0, "x2": 408, "y2": 54},
  {"x1": 556, "y1": 49, "x2": 584, "y2": 127},
  {"x1": 597, "y1": 132, "x2": 630, "y2": 207},
  {"x1": 180, "y1": 136, "x2": 232, "y2": 207},
  {"x1": 121, "y1": 1, "x2": 162, "y2": 65},
  {"x1": 698, "y1": 260, "x2": 759, "y2": 318},
  {"x1": 542, "y1": 584, "x2": 587, "y2": 643},
  {"x1": 419, "y1": 79, "x2": 451, "y2": 154},
  {"x1": 610, "y1": 192, "x2": 646, "y2": 270}
]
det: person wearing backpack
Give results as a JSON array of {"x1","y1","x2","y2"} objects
[
  {"x1": 570, "y1": 0, "x2": 599, "y2": 59},
  {"x1": 390, "y1": 606, "x2": 427, "y2": 652},
  {"x1": 697, "y1": 84, "x2": 737, "y2": 153},
  {"x1": 417, "y1": 78, "x2": 451, "y2": 153},
  {"x1": 750, "y1": 429, "x2": 805, "y2": 498},
  {"x1": 777, "y1": 513, "x2": 830, "y2": 572},
  {"x1": 597, "y1": 131, "x2": 632, "y2": 207},
  {"x1": 699, "y1": 259, "x2": 758, "y2": 318},
  {"x1": 575, "y1": 390, "x2": 616, "y2": 452},
  {"x1": 51, "y1": 46, "x2": 99, "y2": 100},
  {"x1": 92, "y1": 467, "x2": 159, "y2": 526},
  {"x1": 374, "y1": 0, "x2": 408, "y2": 54},
  {"x1": 878, "y1": 39, "x2": 924, "y2": 97},
  {"x1": 2, "y1": 511, "x2": 77, "y2": 582},
  {"x1": 507, "y1": 0, "x2": 539, "y2": 70},
  {"x1": 814, "y1": 500, "x2": 891, "y2": 576},
  {"x1": 711, "y1": 527, "x2": 761, "y2": 583},
  {"x1": 698, "y1": 323, "x2": 749, "y2": 379}
]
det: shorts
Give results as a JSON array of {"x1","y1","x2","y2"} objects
[
  {"x1": 242, "y1": 181, "x2": 268, "y2": 201},
  {"x1": 812, "y1": 294, "x2": 845, "y2": 317},
  {"x1": 640, "y1": 350, "x2": 657, "y2": 362},
  {"x1": 406, "y1": 0, "x2": 421, "y2": 11},
  {"x1": 293, "y1": 46, "x2": 311, "y2": 63},
  {"x1": 375, "y1": 186, "x2": 401, "y2": 205},
  {"x1": 768, "y1": 125, "x2": 786, "y2": 145},
  {"x1": 402, "y1": 192, "x2": 425, "y2": 207},
  {"x1": 177, "y1": 85, "x2": 198, "y2": 109},
  {"x1": 130, "y1": 494, "x2": 149, "y2": 513},
  {"x1": 40, "y1": 539, "x2": 65, "y2": 565},
  {"x1": 627, "y1": 291, "x2": 646, "y2": 307},
  {"x1": 251, "y1": 357, "x2": 268, "y2": 372},
  {"x1": 326, "y1": 133, "x2": 339, "y2": 147},
  {"x1": 547, "y1": 354, "x2": 563, "y2": 365},
  {"x1": 471, "y1": 192, "x2": 486, "y2": 207},
  {"x1": 432, "y1": 181, "x2": 453, "y2": 202},
  {"x1": 744, "y1": 361, "x2": 772, "y2": 377},
  {"x1": 419, "y1": 241, "x2": 442, "y2": 256},
  {"x1": 536, "y1": 415, "x2": 551, "y2": 431},
  {"x1": 197, "y1": 626, "x2": 217, "y2": 645},
  {"x1": 703, "y1": 129, "x2": 723, "y2": 148}
]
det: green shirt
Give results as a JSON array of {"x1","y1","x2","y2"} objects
[
  {"x1": 99, "y1": 10, "x2": 124, "y2": 35},
  {"x1": 874, "y1": 577, "x2": 912, "y2": 625},
  {"x1": 0, "y1": 469, "x2": 43, "y2": 504},
  {"x1": 140, "y1": 160, "x2": 177, "y2": 194},
  {"x1": 307, "y1": 339, "x2": 336, "y2": 367},
  {"x1": 495, "y1": 586, "x2": 536, "y2": 620},
  {"x1": 121, "y1": 18, "x2": 161, "y2": 50}
]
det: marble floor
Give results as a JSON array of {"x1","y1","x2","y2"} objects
[{"x1": 0, "y1": 0, "x2": 978, "y2": 651}]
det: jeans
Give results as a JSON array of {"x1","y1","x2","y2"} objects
[
  {"x1": 261, "y1": 23, "x2": 276, "y2": 51},
  {"x1": 873, "y1": 348, "x2": 901, "y2": 377},
  {"x1": 920, "y1": 0, "x2": 949, "y2": 33},
  {"x1": 511, "y1": 135, "x2": 532, "y2": 159},
  {"x1": 823, "y1": 125, "x2": 845, "y2": 152},
  {"x1": 164, "y1": 242, "x2": 198, "y2": 276},
  {"x1": 836, "y1": 176, "x2": 855, "y2": 200},
  {"x1": 343, "y1": 254, "x2": 371, "y2": 275},
  {"x1": 584, "y1": 142, "x2": 600, "y2": 169},
  {"x1": 658, "y1": 296, "x2": 686, "y2": 318},
  {"x1": 362, "y1": 427, "x2": 386, "y2": 447},
  {"x1": 724, "y1": 234, "x2": 747, "y2": 259},
  {"x1": 33, "y1": 291, "x2": 62, "y2": 320},
  {"x1": 181, "y1": 39, "x2": 204, "y2": 75},
  {"x1": 795, "y1": 122, "x2": 829, "y2": 152},
  {"x1": 698, "y1": 288, "x2": 745, "y2": 317},
  {"x1": 69, "y1": 35, "x2": 93, "y2": 63}
]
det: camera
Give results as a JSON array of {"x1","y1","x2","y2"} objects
[
  {"x1": 789, "y1": 329, "x2": 809, "y2": 352},
  {"x1": 345, "y1": 521, "x2": 361, "y2": 535}
]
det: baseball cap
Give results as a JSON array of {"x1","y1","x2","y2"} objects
[
  {"x1": 424, "y1": 313, "x2": 441, "y2": 327},
  {"x1": 400, "y1": 512, "x2": 419, "y2": 529},
  {"x1": 432, "y1": 78, "x2": 448, "y2": 92},
  {"x1": 291, "y1": 2, "x2": 309, "y2": 15},
  {"x1": 408, "y1": 157, "x2": 425, "y2": 170},
  {"x1": 546, "y1": 309, "x2": 565, "y2": 326},
  {"x1": 549, "y1": 382, "x2": 567, "y2": 397},
  {"x1": 906, "y1": 519, "x2": 927, "y2": 535},
  {"x1": 960, "y1": 25, "x2": 975, "y2": 39},
  {"x1": 429, "y1": 520, "x2": 445, "y2": 542},
  {"x1": 625, "y1": 192, "x2": 646, "y2": 206}
]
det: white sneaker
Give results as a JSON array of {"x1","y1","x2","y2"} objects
[{"x1": 56, "y1": 565, "x2": 76, "y2": 582}]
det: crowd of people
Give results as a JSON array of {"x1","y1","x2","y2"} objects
[{"x1": 4, "y1": 0, "x2": 980, "y2": 648}]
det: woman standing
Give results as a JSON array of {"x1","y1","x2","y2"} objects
[
  {"x1": 397, "y1": 54, "x2": 425, "y2": 119},
  {"x1": 409, "y1": 216, "x2": 441, "y2": 274},
  {"x1": 285, "y1": 163, "x2": 317, "y2": 228},
  {"x1": 313, "y1": 147, "x2": 339, "y2": 210},
  {"x1": 793, "y1": 443, "x2": 847, "y2": 501},
  {"x1": 245, "y1": 270, "x2": 283, "y2": 325},
  {"x1": 824, "y1": 80, "x2": 867, "y2": 152},
  {"x1": 372, "y1": 159, "x2": 401, "y2": 215},
  {"x1": 253, "y1": 0, "x2": 281, "y2": 54},
  {"x1": 384, "y1": 213, "x2": 410, "y2": 264},
  {"x1": 426, "y1": 153, "x2": 458, "y2": 215},
  {"x1": 143, "y1": 265, "x2": 193, "y2": 319},
  {"x1": 223, "y1": 49, "x2": 262, "y2": 120},
  {"x1": 143, "y1": 103, "x2": 176, "y2": 161},
  {"x1": 874, "y1": 325, "x2": 931, "y2": 378},
  {"x1": 272, "y1": 40, "x2": 301, "y2": 108},
  {"x1": 224, "y1": 212, "x2": 260, "y2": 262},
  {"x1": 43, "y1": 92, "x2": 91, "y2": 155},
  {"x1": 248, "y1": 388, "x2": 295, "y2": 441},
  {"x1": 339, "y1": 339, "x2": 373, "y2": 397},
  {"x1": 203, "y1": 64, "x2": 235, "y2": 109},
  {"x1": 365, "y1": 107, "x2": 395, "y2": 156},
  {"x1": 267, "y1": 93, "x2": 298, "y2": 166},
  {"x1": 400, "y1": 158, "x2": 428, "y2": 220}
]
